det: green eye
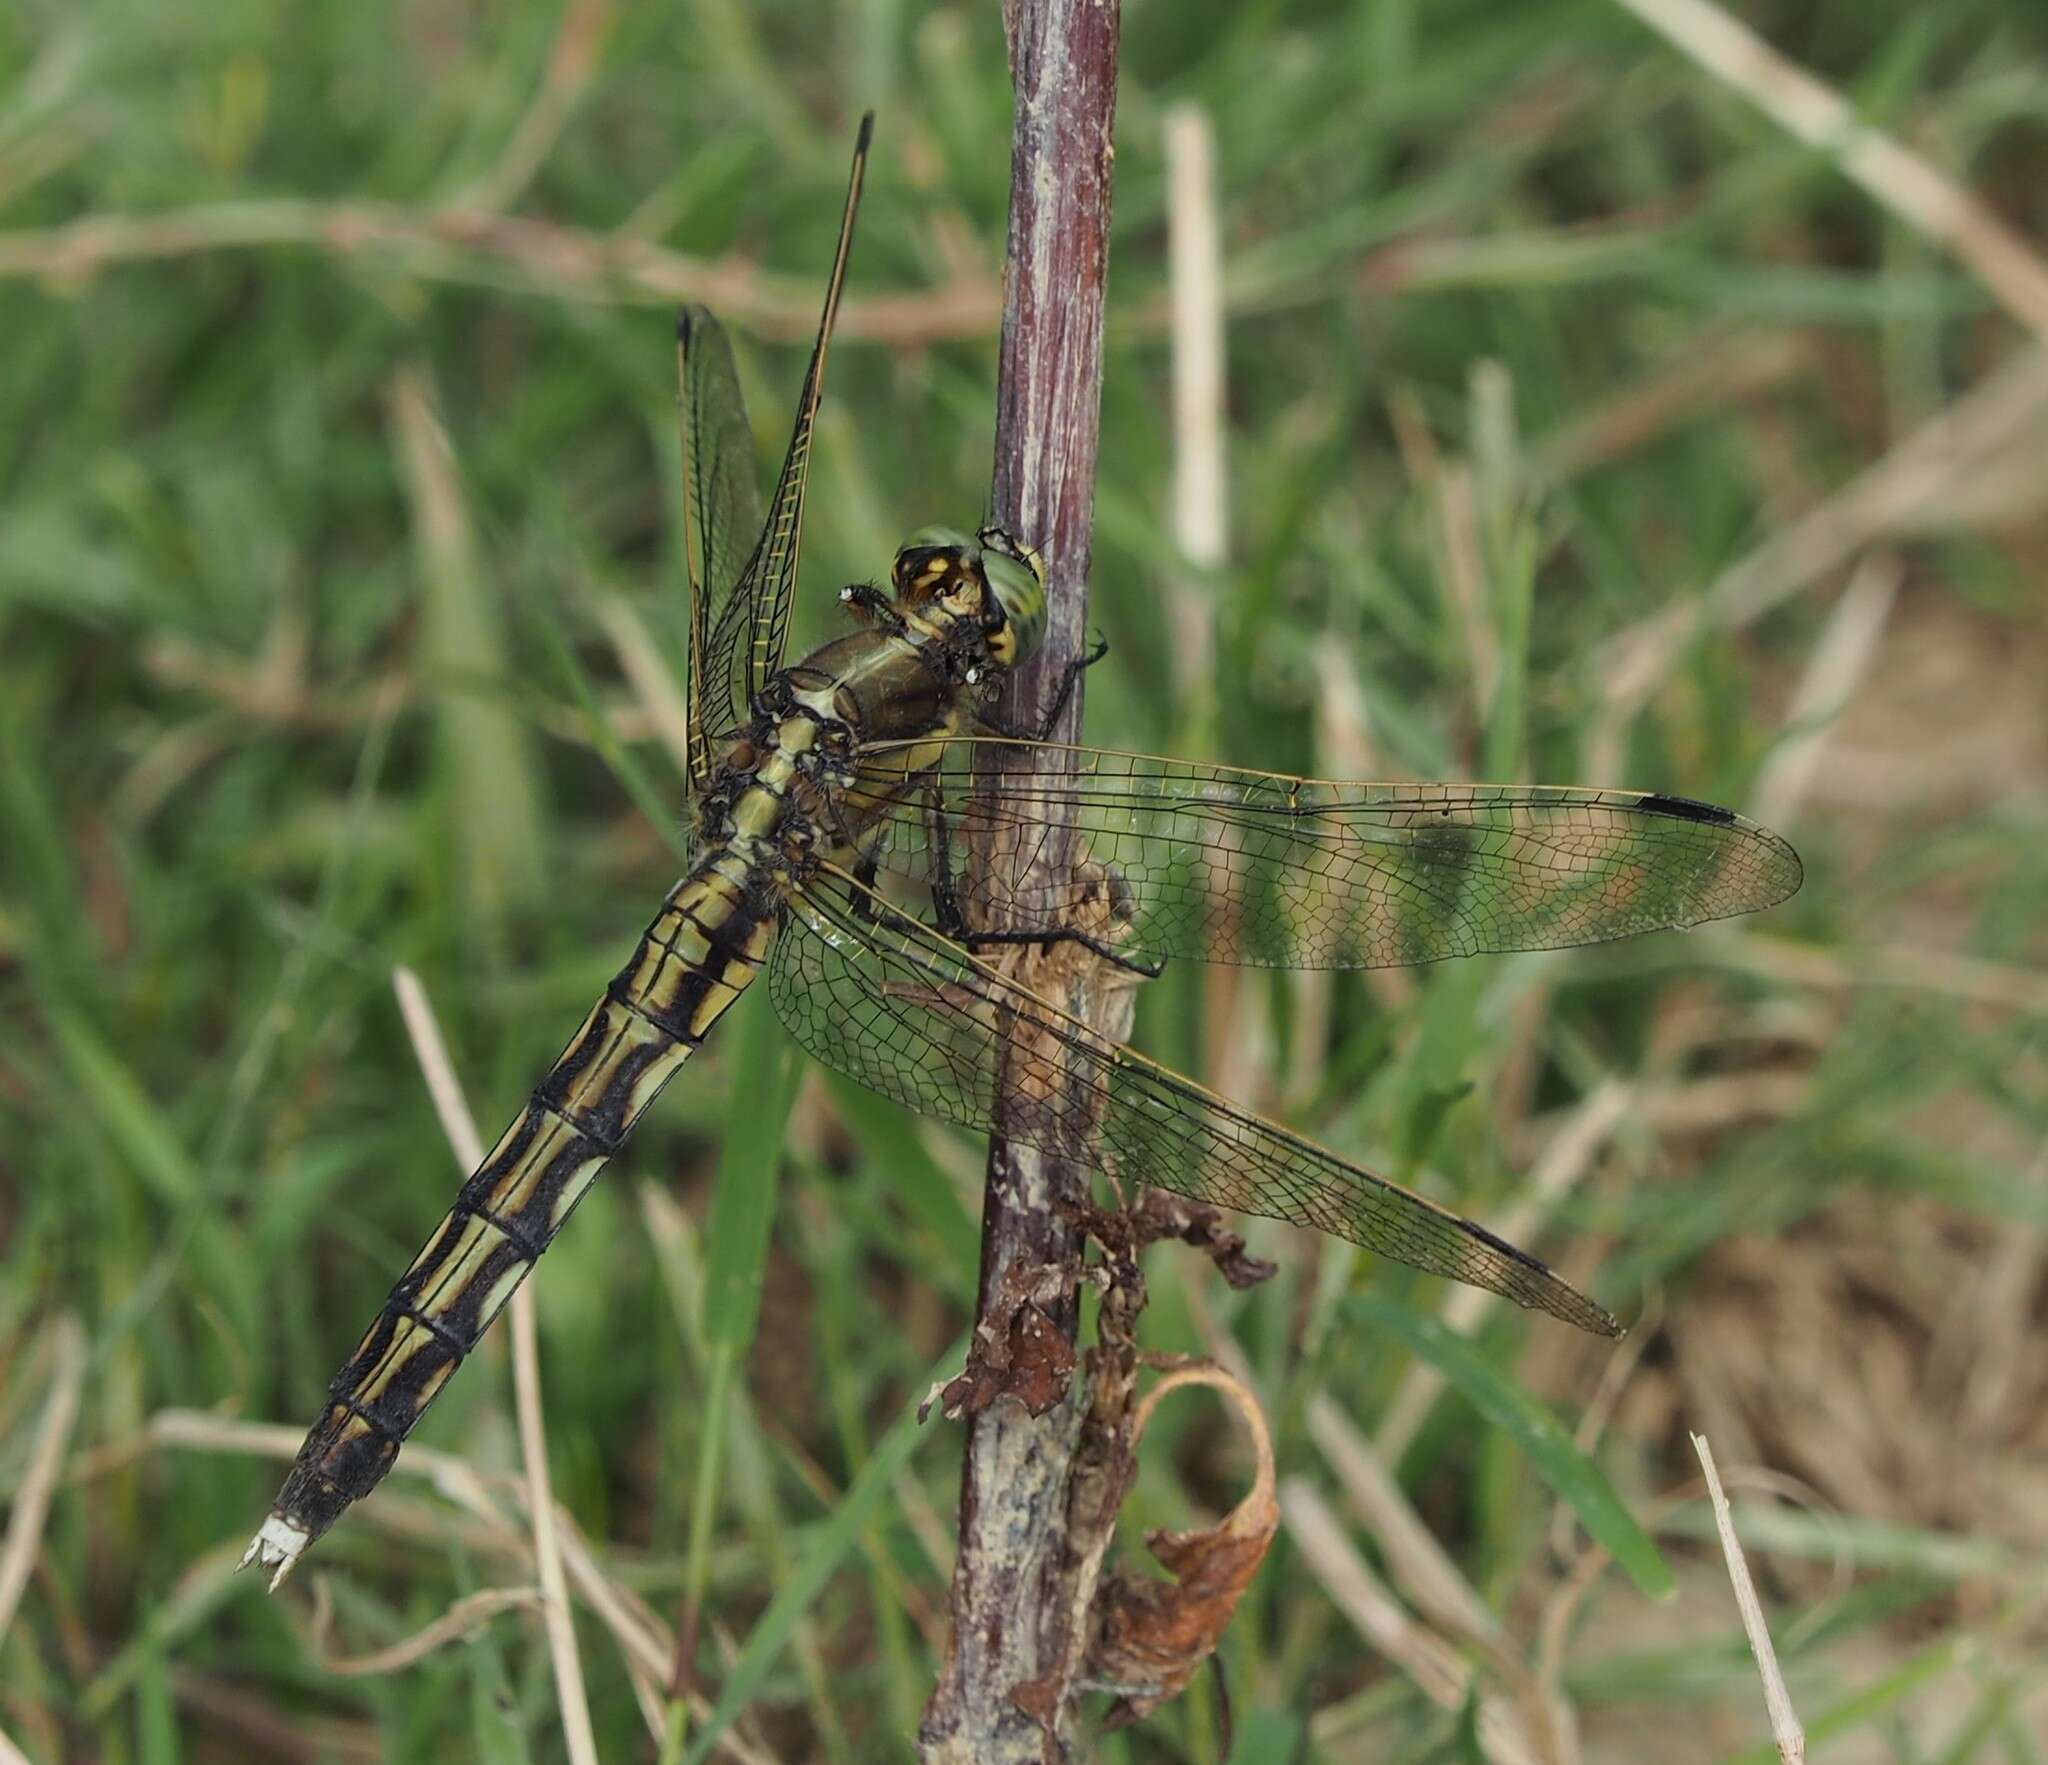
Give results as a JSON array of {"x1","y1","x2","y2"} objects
[
  {"x1": 892, "y1": 526, "x2": 975, "y2": 596},
  {"x1": 981, "y1": 549, "x2": 1047, "y2": 663}
]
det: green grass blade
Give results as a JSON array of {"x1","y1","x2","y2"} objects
[
  {"x1": 41, "y1": 1000, "x2": 199, "y2": 1207},
  {"x1": 681, "y1": 1338, "x2": 963, "y2": 1765},
  {"x1": 702, "y1": 986, "x2": 802, "y2": 1354},
  {"x1": 667, "y1": 985, "x2": 805, "y2": 1759},
  {"x1": 523, "y1": 571, "x2": 694, "y2": 867},
  {"x1": 393, "y1": 367, "x2": 549, "y2": 954},
  {"x1": 821, "y1": 1070, "x2": 980, "y2": 1279},
  {"x1": 1348, "y1": 1294, "x2": 1675, "y2": 1601}
]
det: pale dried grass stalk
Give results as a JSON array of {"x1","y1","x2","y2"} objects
[
  {"x1": 391, "y1": 970, "x2": 488, "y2": 1171},
  {"x1": 1590, "y1": 343, "x2": 2048, "y2": 780},
  {"x1": 456, "y1": 0, "x2": 615, "y2": 214},
  {"x1": 0, "y1": 202, "x2": 998, "y2": 344},
  {"x1": 1306, "y1": 1396, "x2": 1502, "y2": 1645},
  {"x1": 316, "y1": 1585, "x2": 545, "y2": 1676},
  {"x1": 506, "y1": 1296, "x2": 597, "y2": 1763},
  {"x1": 1611, "y1": 0, "x2": 2048, "y2": 342},
  {"x1": 1167, "y1": 99, "x2": 1276, "y2": 1111},
  {"x1": 591, "y1": 589, "x2": 698, "y2": 779},
  {"x1": 0, "y1": 1314, "x2": 86, "y2": 1648},
  {"x1": 1306, "y1": 1399, "x2": 1583, "y2": 1760},
  {"x1": 1280, "y1": 1478, "x2": 1551, "y2": 1765},
  {"x1": 1749, "y1": 552, "x2": 1904, "y2": 829},
  {"x1": 391, "y1": 967, "x2": 599, "y2": 1765},
  {"x1": 1693, "y1": 1433, "x2": 1806, "y2": 1763}
]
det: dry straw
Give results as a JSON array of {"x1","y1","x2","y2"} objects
[{"x1": 391, "y1": 967, "x2": 600, "y2": 1765}]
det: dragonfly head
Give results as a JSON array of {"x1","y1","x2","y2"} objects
[{"x1": 890, "y1": 525, "x2": 1048, "y2": 670}]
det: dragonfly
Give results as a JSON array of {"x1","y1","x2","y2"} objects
[{"x1": 244, "y1": 115, "x2": 1802, "y2": 1587}]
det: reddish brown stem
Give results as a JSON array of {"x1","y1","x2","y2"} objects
[{"x1": 919, "y1": 1, "x2": 1123, "y2": 1760}]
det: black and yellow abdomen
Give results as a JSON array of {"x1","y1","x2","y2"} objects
[
  {"x1": 248, "y1": 648, "x2": 973, "y2": 1583},
  {"x1": 245, "y1": 728, "x2": 823, "y2": 1575}
]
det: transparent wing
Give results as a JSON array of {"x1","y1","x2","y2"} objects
[
  {"x1": 677, "y1": 307, "x2": 766, "y2": 787},
  {"x1": 845, "y1": 739, "x2": 1803, "y2": 971},
  {"x1": 692, "y1": 115, "x2": 872, "y2": 773},
  {"x1": 772, "y1": 864, "x2": 1620, "y2": 1334}
]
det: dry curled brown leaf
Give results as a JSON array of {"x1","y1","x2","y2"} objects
[{"x1": 1084, "y1": 1362, "x2": 1279, "y2": 1732}]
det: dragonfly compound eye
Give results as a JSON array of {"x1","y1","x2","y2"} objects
[
  {"x1": 893, "y1": 525, "x2": 975, "y2": 601},
  {"x1": 978, "y1": 545, "x2": 1046, "y2": 666}
]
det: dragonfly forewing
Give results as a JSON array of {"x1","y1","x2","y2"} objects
[{"x1": 850, "y1": 740, "x2": 1803, "y2": 971}]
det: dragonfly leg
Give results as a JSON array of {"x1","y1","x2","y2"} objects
[
  {"x1": 915, "y1": 777, "x2": 1164, "y2": 977},
  {"x1": 952, "y1": 923, "x2": 1166, "y2": 979},
  {"x1": 909, "y1": 787, "x2": 979, "y2": 941},
  {"x1": 845, "y1": 851, "x2": 884, "y2": 923},
  {"x1": 918, "y1": 787, "x2": 973, "y2": 940},
  {"x1": 975, "y1": 633, "x2": 1110, "y2": 741},
  {"x1": 839, "y1": 581, "x2": 907, "y2": 635}
]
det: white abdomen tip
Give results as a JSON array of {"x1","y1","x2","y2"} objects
[{"x1": 239, "y1": 1514, "x2": 311, "y2": 1592}]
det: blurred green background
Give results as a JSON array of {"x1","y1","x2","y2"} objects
[{"x1": 4, "y1": 0, "x2": 2047, "y2": 1758}]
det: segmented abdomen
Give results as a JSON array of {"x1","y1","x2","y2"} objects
[{"x1": 256, "y1": 859, "x2": 776, "y2": 1555}]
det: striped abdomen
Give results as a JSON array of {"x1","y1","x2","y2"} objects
[{"x1": 249, "y1": 855, "x2": 776, "y2": 1571}]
